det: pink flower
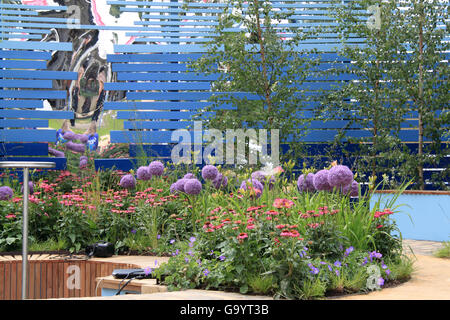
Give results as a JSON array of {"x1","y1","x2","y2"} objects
[
  {"x1": 237, "y1": 233, "x2": 248, "y2": 240},
  {"x1": 273, "y1": 198, "x2": 294, "y2": 209}
]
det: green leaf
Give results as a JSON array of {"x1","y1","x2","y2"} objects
[{"x1": 239, "y1": 284, "x2": 248, "y2": 294}]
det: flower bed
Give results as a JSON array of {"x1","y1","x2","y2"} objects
[{"x1": 0, "y1": 157, "x2": 413, "y2": 299}]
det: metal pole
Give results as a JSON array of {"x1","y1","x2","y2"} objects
[{"x1": 22, "y1": 167, "x2": 29, "y2": 300}]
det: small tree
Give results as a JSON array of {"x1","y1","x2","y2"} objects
[
  {"x1": 393, "y1": 0, "x2": 449, "y2": 190},
  {"x1": 321, "y1": 0, "x2": 408, "y2": 182},
  {"x1": 189, "y1": 0, "x2": 321, "y2": 165}
]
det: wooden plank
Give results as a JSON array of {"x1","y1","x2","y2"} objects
[
  {"x1": 40, "y1": 261, "x2": 47, "y2": 299},
  {"x1": 16, "y1": 261, "x2": 22, "y2": 300},
  {"x1": 63, "y1": 262, "x2": 69, "y2": 298},
  {"x1": 46, "y1": 261, "x2": 53, "y2": 299},
  {"x1": 10, "y1": 262, "x2": 17, "y2": 300},
  {"x1": 0, "y1": 262, "x2": 4, "y2": 300},
  {"x1": 58, "y1": 261, "x2": 64, "y2": 299},
  {"x1": 34, "y1": 261, "x2": 40, "y2": 299},
  {"x1": 29, "y1": 261, "x2": 35, "y2": 299}
]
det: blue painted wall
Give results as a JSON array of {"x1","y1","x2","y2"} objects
[{"x1": 370, "y1": 193, "x2": 450, "y2": 242}]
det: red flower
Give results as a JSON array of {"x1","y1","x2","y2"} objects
[{"x1": 273, "y1": 198, "x2": 294, "y2": 209}]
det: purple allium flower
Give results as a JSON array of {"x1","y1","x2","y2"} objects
[
  {"x1": 184, "y1": 179, "x2": 202, "y2": 195},
  {"x1": 328, "y1": 165, "x2": 353, "y2": 188},
  {"x1": 0, "y1": 186, "x2": 14, "y2": 200},
  {"x1": 212, "y1": 173, "x2": 228, "y2": 189},
  {"x1": 297, "y1": 173, "x2": 315, "y2": 192},
  {"x1": 240, "y1": 178, "x2": 264, "y2": 198},
  {"x1": 78, "y1": 134, "x2": 89, "y2": 143},
  {"x1": 66, "y1": 141, "x2": 86, "y2": 154},
  {"x1": 63, "y1": 131, "x2": 76, "y2": 141},
  {"x1": 20, "y1": 181, "x2": 34, "y2": 195},
  {"x1": 79, "y1": 159, "x2": 88, "y2": 169},
  {"x1": 48, "y1": 147, "x2": 65, "y2": 158},
  {"x1": 251, "y1": 170, "x2": 275, "y2": 190},
  {"x1": 201, "y1": 165, "x2": 218, "y2": 180},
  {"x1": 80, "y1": 155, "x2": 88, "y2": 161},
  {"x1": 119, "y1": 174, "x2": 136, "y2": 189},
  {"x1": 313, "y1": 169, "x2": 332, "y2": 191},
  {"x1": 341, "y1": 180, "x2": 359, "y2": 197},
  {"x1": 173, "y1": 179, "x2": 188, "y2": 193},
  {"x1": 148, "y1": 160, "x2": 164, "y2": 176},
  {"x1": 136, "y1": 166, "x2": 152, "y2": 181},
  {"x1": 183, "y1": 173, "x2": 196, "y2": 179}
]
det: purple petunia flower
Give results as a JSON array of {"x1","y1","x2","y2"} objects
[
  {"x1": 0, "y1": 186, "x2": 14, "y2": 200},
  {"x1": 136, "y1": 166, "x2": 152, "y2": 181},
  {"x1": 148, "y1": 161, "x2": 164, "y2": 176},
  {"x1": 203, "y1": 269, "x2": 210, "y2": 276},
  {"x1": 313, "y1": 169, "x2": 332, "y2": 191},
  {"x1": 297, "y1": 173, "x2": 315, "y2": 193},
  {"x1": 212, "y1": 173, "x2": 228, "y2": 189},
  {"x1": 201, "y1": 165, "x2": 219, "y2": 180},
  {"x1": 119, "y1": 174, "x2": 136, "y2": 189},
  {"x1": 183, "y1": 173, "x2": 196, "y2": 179},
  {"x1": 328, "y1": 165, "x2": 353, "y2": 188},
  {"x1": 184, "y1": 179, "x2": 202, "y2": 195}
]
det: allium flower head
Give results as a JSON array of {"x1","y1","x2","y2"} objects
[
  {"x1": 136, "y1": 166, "x2": 152, "y2": 181},
  {"x1": 240, "y1": 179, "x2": 264, "y2": 198},
  {"x1": 79, "y1": 159, "x2": 88, "y2": 169},
  {"x1": 184, "y1": 179, "x2": 202, "y2": 195},
  {"x1": 251, "y1": 170, "x2": 275, "y2": 190},
  {"x1": 148, "y1": 161, "x2": 164, "y2": 176},
  {"x1": 212, "y1": 173, "x2": 228, "y2": 189},
  {"x1": 0, "y1": 186, "x2": 13, "y2": 200},
  {"x1": 119, "y1": 174, "x2": 136, "y2": 189},
  {"x1": 313, "y1": 169, "x2": 332, "y2": 191},
  {"x1": 342, "y1": 180, "x2": 359, "y2": 197},
  {"x1": 183, "y1": 173, "x2": 196, "y2": 179},
  {"x1": 63, "y1": 131, "x2": 76, "y2": 141},
  {"x1": 48, "y1": 147, "x2": 65, "y2": 158},
  {"x1": 201, "y1": 165, "x2": 218, "y2": 180},
  {"x1": 78, "y1": 134, "x2": 89, "y2": 143},
  {"x1": 297, "y1": 173, "x2": 315, "y2": 192},
  {"x1": 172, "y1": 178, "x2": 188, "y2": 193},
  {"x1": 66, "y1": 141, "x2": 86, "y2": 154},
  {"x1": 21, "y1": 181, "x2": 34, "y2": 195},
  {"x1": 328, "y1": 165, "x2": 353, "y2": 188}
]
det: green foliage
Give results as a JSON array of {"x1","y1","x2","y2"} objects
[{"x1": 433, "y1": 241, "x2": 450, "y2": 259}]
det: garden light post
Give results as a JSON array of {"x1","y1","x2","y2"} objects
[{"x1": 0, "y1": 161, "x2": 55, "y2": 300}]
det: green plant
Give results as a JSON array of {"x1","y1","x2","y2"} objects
[
  {"x1": 433, "y1": 241, "x2": 450, "y2": 259},
  {"x1": 58, "y1": 209, "x2": 97, "y2": 253}
]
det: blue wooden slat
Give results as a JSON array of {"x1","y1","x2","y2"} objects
[
  {"x1": 117, "y1": 72, "x2": 219, "y2": 81},
  {"x1": 126, "y1": 91, "x2": 259, "y2": 101},
  {"x1": 117, "y1": 111, "x2": 215, "y2": 120},
  {"x1": 134, "y1": 37, "x2": 213, "y2": 43},
  {"x1": 129, "y1": 144, "x2": 174, "y2": 158},
  {"x1": 0, "y1": 34, "x2": 42, "y2": 39},
  {"x1": 0, "y1": 79, "x2": 53, "y2": 88},
  {"x1": 0, "y1": 9, "x2": 39, "y2": 15},
  {"x1": 121, "y1": 7, "x2": 223, "y2": 14},
  {"x1": 135, "y1": 20, "x2": 219, "y2": 26},
  {"x1": 0, "y1": 99, "x2": 43, "y2": 108},
  {"x1": 94, "y1": 158, "x2": 138, "y2": 172},
  {"x1": 0, "y1": 4, "x2": 67, "y2": 10},
  {"x1": 125, "y1": 32, "x2": 218, "y2": 38},
  {"x1": 0, "y1": 70, "x2": 78, "y2": 80},
  {"x1": 141, "y1": 14, "x2": 219, "y2": 20},
  {"x1": 104, "y1": 101, "x2": 234, "y2": 110},
  {"x1": 104, "y1": 81, "x2": 211, "y2": 90},
  {"x1": 0, "y1": 15, "x2": 79, "y2": 23},
  {"x1": 0, "y1": 27, "x2": 50, "y2": 34},
  {"x1": 0, "y1": 143, "x2": 48, "y2": 156},
  {"x1": 0, "y1": 119, "x2": 48, "y2": 128},
  {"x1": 0, "y1": 90, "x2": 66, "y2": 99},
  {"x1": 124, "y1": 121, "x2": 194, "y2": 130},
  {"x1": 0, "y1": 41, "x2": 73, "y2": 51},
  {"x1": 0, "y1": 129, "x2": 56, "y2": 143},
  {"x1": 0, "y1": 109, "x2": 73, "y2": 119},
  {"x1": 110, "y1": 130, "x2": 180, "y2": 144},
  {"x1": 0, "y1": 60, "x2": 47, "y2": 69},
  {"x1": 112, "y1": 63, "x2": 188, "y2": 72}
]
